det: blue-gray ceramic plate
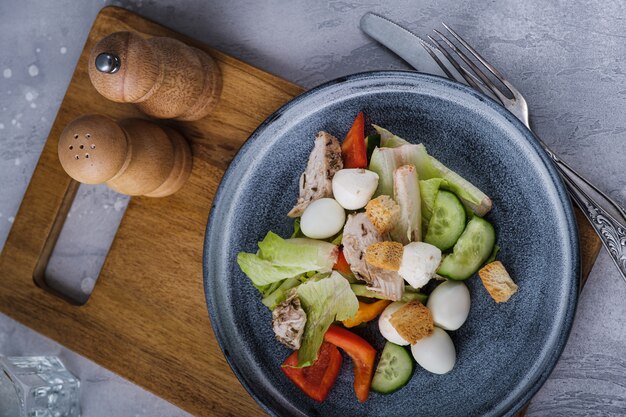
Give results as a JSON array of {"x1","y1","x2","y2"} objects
[{"x1": 203, "y1": 71, "x2": 579, "y2": 417}]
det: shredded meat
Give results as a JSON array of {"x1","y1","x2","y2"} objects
[
  {"x1": 288, "y1": 131, "x2": 343, "y2": 217},
  {"x1": 366, "y1": 265, "x2": 404, "y2": 301},
  {"x1": 342, "y1": 213, "x2": 404, "y2": 300},
  {"x1": 272, "y1": 289, "x2": 307, "y2": 350},
  {"x1": 342, "y1": 213, "x2": 383, "y2": 281}
]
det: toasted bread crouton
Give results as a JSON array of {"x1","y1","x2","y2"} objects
[
  {"x1": 389, "y1": 300, "x2": 433, "y2": 344},
  {"x1": 366, "y1": 195, "x2": 400, "y2": 234},
  {"x1": 479, "y1": 261, "x2": 518, "y2": 303},
  {"x1": 365, "y1": 241, "x2": 403, "y2": 271}
]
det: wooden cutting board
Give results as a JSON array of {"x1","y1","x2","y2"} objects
[{"x1": 0, "y1": 6, "x2": 601, "y2": 417}]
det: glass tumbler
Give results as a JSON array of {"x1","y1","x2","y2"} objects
[{"x1": 0, "y1": 356, "x2": 80, "y2": 417}]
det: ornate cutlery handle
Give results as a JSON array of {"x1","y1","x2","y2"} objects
[{"x1": 537, "y1": 136, "x2": 626, "y2": 282}]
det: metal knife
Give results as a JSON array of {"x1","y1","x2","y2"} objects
[{"x1": 360, "y1": 12, "x2": 467, "y2": 84}]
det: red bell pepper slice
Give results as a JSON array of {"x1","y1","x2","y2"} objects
[
  {"x1": 281, "y1": 342, "x2": 343, "y2": 402},
  {"x1": 324, "y1": 325, "x2": 376, "y2": 402},
  {"x1": 333, "y1": 247, "x2": 353, "y2": 277},
  {"x1": 341, "y1": 112, "x2": 368, "y2": 168}
]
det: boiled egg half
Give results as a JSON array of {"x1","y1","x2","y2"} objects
[
  {"x1": 300, "y1": 198, "x2": 346, "y2": 239},
  {"x1": 411, "y1": 327, "x2": 456, "y2": 374},
  {"x1": 427, "y1": 280, "x2": 470, "y2": 331},
  {"x1": 378, "y1": 301, "x2": 409, "y2": 346},
  {"x1": 332, "y1": 169, "x2": 379, "y2": 210}
]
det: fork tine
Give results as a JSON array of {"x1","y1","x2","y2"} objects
[
  {"x1": 441, "y1": 22, "x2": 519, "y2": 96},
  {"x1": 425, "y1": 35, "x2": 498, "y2": 101},
  {"x1": 421, "y1": 36, "x2": 498, "y2": 101},
  {"x1": 456, "y1": 64, "x2": 499, "y2": 99},
  {"x1": 425, "y1": 35, "x2": 482, "y2": 91},
  {"x1": 433, "y1": 29, "x2": 510, "y2": 104},
  {"x1": 418, "y1": 40, "x2": 455, "y2": 79}
]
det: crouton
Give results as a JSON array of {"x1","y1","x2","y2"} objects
[
  {"x1": 365, "y1": 241, "x2": 403, "y2": 271},
  {"x1": 389, "y1": 300, "x2": 434, "y2": 344},
  {"x1": 479, "y1": 261, "x2": 518, "y2": 303},
  {"x1": 366, "y1": 195, "x2": 400, "y2": 234}
]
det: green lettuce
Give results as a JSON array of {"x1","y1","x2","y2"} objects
[
  {"x1": 261, "y1": 276, "x2": 302, "y2": 309},
  {"x1": 425, "y1": 156, "x2": 492, "y2": 216},
  {"x1": 290, "y1": 218, "x2": 303, "y2": 238},
  {"x1": 373, "y1": 125, "x2": 410, "y2": 148},
  {"x1": 255, "y1": 280, "x2": 283, "y2": 298},
  {"x1": 369, "y1": 143, "x2": 430, "y2": 197},
  {"x1": 296, "y1": 272, "x2": 359, "y2": 367},
  {"x1": 391, "y1": 165, "x2": 422, "y2": 244},
  {"x1": 370, "y1": 127, "x2": 492, "y2": 216},
  {"x1": 237, "y1": 232, "x2": 337, "y2": 286},
  {"x1": 369, "y1": 147, "x2": 400, "y2": 197},
  {"x1": 350, "y1": 284, "x2": 428, "y2": 304}
]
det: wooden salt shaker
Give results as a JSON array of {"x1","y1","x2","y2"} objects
[
  {"x1": 88, "y1": 31, "x2": 222, "y2": 121},
  {"x1": 58, "y1": 115, "x2": 192, "y2": 197}
]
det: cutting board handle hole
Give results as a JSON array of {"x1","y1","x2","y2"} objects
[{"x1": 33, "y1": 181, "x2": 129, "y2": 305}]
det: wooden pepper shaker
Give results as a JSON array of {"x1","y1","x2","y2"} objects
[
  {"x1": 58, "y1": 115, "x2": 192, "y2": 197},
  {"x1": 88, "y1": 31, "x2": 222, "y2": 121}
]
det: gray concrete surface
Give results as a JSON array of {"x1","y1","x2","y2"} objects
[{"x1": 1, "y1": 0, "x2": 625, "y2": 415}]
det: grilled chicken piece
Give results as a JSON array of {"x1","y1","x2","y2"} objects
[
  {"x1": 343, "y1": 213, "x2": 405, "y2": 301},
  {"x1": 288, "y1": 131, "x2": 343, "y2": 217},
  {"x1": 366, "y1": 265, "x2": 405, "y2": 301},
  {"x1": 342, "y1": 213, "x2": 383, "y2": 281},
  {"x1": 272, "y1": 289, "x2": 307, "y2": 350}
]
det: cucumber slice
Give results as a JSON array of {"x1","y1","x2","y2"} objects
[
  {"x1": 424, "y1": 191, "x2": 466, "y2": 251},
  {"x1": 437, "y1": 217, "x2": 495, "y2": 280},
  {"x1": 350, "y1": 284, "x2": 428, "y2": 304},
  {"x1": 371, "y1": 342, "x2": 414, "y2": 394}
]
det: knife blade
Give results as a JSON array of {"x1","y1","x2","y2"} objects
[{"x1": 360, "y1": 12, "x2": 467, "y2": 84}]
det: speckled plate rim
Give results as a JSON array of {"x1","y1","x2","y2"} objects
[{"x1": 203, "y1": 70, "x2": 580, "y2": 417}]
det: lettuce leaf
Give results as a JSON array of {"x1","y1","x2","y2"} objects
[
  {"x1": 258, "y1": 234, "x2": 336, "y2": 268},
  {"x1": 290, "y1": 218, "x2": 303, "y2": 238},
  {"x1": 369, "y1": 147, "x2": 400, "y2": 197},
  {"x1": 255, "y1": 280, "x2": 283, "y2": 298},
  {"x1": 369, "y1": 143, "x2": 429, "y2": 197},
  {"x1": 424, "y1": 156, "x2": 492, "y2": 216},
  {"x1": 370, "y1": 126, "x2": 492, "y2": 216},
  {"x1": 295, "y1": 272, "x2": 359, "y2": 367},
  {"x1": 237, "y1": 254, "x2": 309, "y2": 286},
  {"x1": 237, "y1": 232, "x2": 338, "y2": 286},
  {"x1": 261, "y1": 276, "x2": 302, "y2": 309},
  {"x1": 391, "y1": 165, "x2": 422, "y2": 244},
  {"x1": 373, "y1": 125, "x2": 410, "y2": 148}
]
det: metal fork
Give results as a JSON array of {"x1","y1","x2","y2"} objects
[{"x1": 422, "y1": 25, "x2": 626, "y2": 283}]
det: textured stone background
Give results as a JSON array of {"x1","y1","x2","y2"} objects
[{"x1": 1, "y1": 0, "x2": 626, "y2": 415}]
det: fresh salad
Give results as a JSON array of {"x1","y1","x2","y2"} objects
[{"x1": 237, "y1": 112, "x2": 518, "y2": 403}]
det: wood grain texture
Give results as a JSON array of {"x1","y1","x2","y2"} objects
[
  {"x1": 0, "y1": 6, "x2": 300, "y2": 417},
  {"x1": 0, "y1": 6, "x2": 602, "y2": 417},
  {"x1": 89, "y1": 31, "x2": 222, "y2": 121},
  {"x1": 58, "y1": 114, "x2": 192, "y2": 198}
]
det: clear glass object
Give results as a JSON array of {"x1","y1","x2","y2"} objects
[{"x1": 0, "y1": 356, "x2": 80, "y2": 417}]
